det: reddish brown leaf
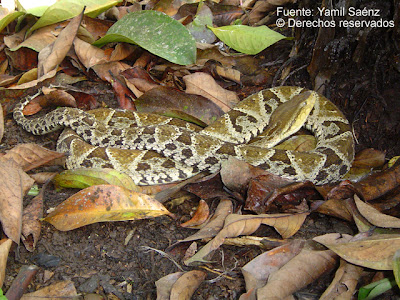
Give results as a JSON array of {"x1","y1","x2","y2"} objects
[{"x1": 180, "y1": 200, "x2": 210, "y2": 228}]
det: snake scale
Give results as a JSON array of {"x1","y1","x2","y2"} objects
[{"x1": 13, "y1": 86, "x2": 355, "y2": 186}]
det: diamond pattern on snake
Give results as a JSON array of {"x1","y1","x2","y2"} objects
[{"x1": 13, "y1": 86, "x2": 355, "y2": 186}]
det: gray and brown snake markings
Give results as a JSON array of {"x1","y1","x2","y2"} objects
[{"x1": 14, "y1": 86, "x2": 355, "y2": 186}]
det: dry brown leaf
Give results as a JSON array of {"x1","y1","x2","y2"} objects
[
  {"x1": 38, "y1": 11, "x2": 84, "y2": 77},
  {"x1": 320, "y1": 258, "x2": 363, "y2": 300},
  {"x1": 3, "y1": 143, "x2": 64, "y2": 172},
  {"x1": 256, "y1": 245, "x2": 338, "y2": 299},
  {"x1": 314, "y1": 233, "x2": 400, "y2": 270},
  {"x1": 354, "y1": 195, "x2": 400, "y2": 228},
  {"x1": 179, "y1": 199, "x2": 233, "y2": 243},
  {"x1": 21, "y1": 280, "x2": 77, "y2": 299},
  {"x1": 181, "y1": 200, "x2": 210, "y2": 228},
  {"x1": 352, "y1": 148, "x2": 386, "y2": 168},
  {"x1": 0, "y1": 238, "x2": 13, "y2": 287},
  {"x1": 21, "y1": 189, "x2": 44, "y2": 252},
  {"x1": 183, "y1": 72, "x2": 239, "y2": 112},
  {"x1": 0, "y1": 102, "x2": 3, "y2": 142},
  {"x1": 242, "y1": 240, "x2": 305, "y2": 293},
  {"x1": 155, "y1": 272, "x2": 185, "y2": 300},
  {"x1": 170, "y1": 270, "x2": 207, "y2": 300},
  {"x1": 30, "y1": 172, "x2": 58, "y2": 184},
  {"x1": 73, "y1": 38, "x2": 109, "y2": 69},
  {"x1": 0, "y1": 158, "x2": 34, "y2": 243},
  {"x1": 184, "y1": 212, "x2": 307, "y2": 266},
  {"x1": 215, "y1": 65, "x2": 241, "y2": 83},
  {"x1": 353, "y1": 162, "x2": 400, "y2": 201}
]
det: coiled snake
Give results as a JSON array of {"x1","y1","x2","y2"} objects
[{"x1": 14, "y1": 86, "x2": 355, "y2": 186}]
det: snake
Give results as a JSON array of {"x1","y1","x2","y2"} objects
[{"x1": 13, "y1": 86, "x2": 355, "y2": 186}]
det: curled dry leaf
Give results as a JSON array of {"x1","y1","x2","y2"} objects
[
  {"x1": 256, "y1": 245, "x2": 338, "y2": 299},
  {"x1": 0, "y1": 239, "x2": 13, "y2": 287},
  {"x1": 155, "y1": 272, "x2": 185, "y2": 300},
  {"x1": 38, "y1": 11, "x2": 84, "y2": 77},
  {"x1": 354, "y1": 195, "x2": 400, "y2": 228},
  {"x1": 183, "y1": 72, "x2": 239, "y2": 112},
  {"x1": 320, "y1": 259, "x2": 363, "y2": 300},
  {"x1": 242, "y1": 239, "x2": 305, "y2": 293},
  {"x1": 21, "y1": 189, "x2": 44, "y2": 252},
  {"x1": 170, "y1": 270, "x2": 207, "y2": 300},
  {"x1": 179, "y1": 198, "x2": 233, "y2": 243},
  {"x1": 73, "y1": 38, "x2": 109, "y2": 69},
  {"x1": 314, "y1": 233, "x2": 400, "y2": 270},
  {"x1": 184, "y1": 212, "x2": 307, "y2": 266},
  {"x1": 0, "y1": 158, "x2": 35, "y2": 243},
  {"x1": 44, "y1": 185, "x2": 171, "y2": 231},
  {"x1": 180, "y1": 200, "x2": 210, "y2": 228},
  {"x1": 3, "y1": 143, "x2": 64, "y2": 172}
]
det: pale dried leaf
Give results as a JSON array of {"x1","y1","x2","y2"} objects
[
  {"x1": 155, "y1": 272, "x2": 184, "y2": 300},
  {"x1": 38, "y1": 12, "x2": 83, "y2": 77},
  {"x1": 170, "y1": 270, "x2": 206, "y2": 300},
  {"x1": 183, "y1": 72, "x2": 239, "y2": 112},
  {"x1": 354, "y1": 195, "x2": 400, "y2": 228},
  {"x1": 74, "y1": 38, "x2": 108, "y2": 69},
  {"x1": 0, "y1": 158, "x2": 34, "y2": 243},
  {"x1": 320, "y1": 258, "x2": 363, "y2": 300},
  {"x1": 0, "y1": 238, "x2": 13, "y2": 287},
  {"x1": 314, "y1": 233, "x2": 400, "y2": 270},
  {"x1": 3, "y1": 143, "x2": 64, "y2": 172},
  {"x1": 242, "y1": 240, "x2": 305, "y2": 292},
  {"x1": 256, "y1": 246, "x2": 337, "y2": 299},
  {"x1": 0, "y1": 103, "x2": 3, "y2": 142},
  {"x1": 184, "y1": 213, "x2": 307, "y2": 266}
]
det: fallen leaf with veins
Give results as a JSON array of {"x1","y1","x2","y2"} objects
[{"x1": 44, "y1": 185, "x2": 171, "y2": 231}]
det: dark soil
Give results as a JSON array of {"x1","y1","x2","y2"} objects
[{"x1": 3, "y1": 0, "x2": 400, "y2": 299}]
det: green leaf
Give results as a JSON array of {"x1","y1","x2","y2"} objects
[
  {"x1": 393, "y1": 249, "x2": 400, "y2": 288},
  {"x1": 93, "y1": 11, "x2": 196, "y2": 65},
  {"x1": 53, "y1": 168, "x2": 139, "y2": 191},
  {"x1": 358, "y1": 278, "x2": 396, "y2": 300},
  {"x1": 208, "y1": 24, "x2": 286, "y2": 55},
  {"x1": 0, "y1": 11, "x2": 25, "y2": 33},
  {"x1": 27, "y1": 0, "x2": 122, "y2": 35}
]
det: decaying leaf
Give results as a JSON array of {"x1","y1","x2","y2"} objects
[
  {"x1": 155, "y1": 272, "x2": 185, "y2": 300},
  {"x1": 314, "y1": 233, "x2": 400, "y2": 270},
  {"x1": 3, "y1": 143, "x2": 64, "y2": 172},
  {"x1": 21, "y1": 188, "x2": 44, "y2": 252},
  {"x1": 184, "y1": 212, "x2": 307, "y2": 266},
  {"x1": 183, "y1": 72, "x2": 239, "y2": 112},
  {"x1": 256, "y1": 244, "x2": 338, "y2": 299},
  {"x1": 354, "y1": 195, "x2": 400, "y2": 228},
  {"x1": 0, "y1": 238, "x2": 13, "y2": 287},
  {"x1": 320, "y1": 259, "x2": 363, "y2": 300},
  {"x1": 179, "y1": 198, "x2": 233, "y2": 243},
  {"x1": 0, "y1": 158, "x2": 35, "y2": 243},
  {"x1": 44, "y1": 185, "x2": 171, "y2": 231},
  {"x1": 180, "y1": 199, "x2": 210, "y2": 228},
  {"x1": 169, "y1": 270, "x2": 206, "y2": 300},
  {"x1": 0, "y1": 103, "x2": 3, "y2": 142},
  {"x1": 38, "y1": 10, "x2": 84, "y2": 77},
  {"x1": 242, "y1": 239, "x2": 305, "y2": 293}
]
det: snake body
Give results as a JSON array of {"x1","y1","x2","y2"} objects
[{"x1": 13, "y1": 86, "x2": 355, "y2": 185}]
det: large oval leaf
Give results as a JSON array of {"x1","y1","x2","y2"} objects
[
  {"x1": 27, "y1": 0, "x2": 121, "y2": 34},
  {"x1": 208, "y1": 25, "x2": 286, "y2": 55},
  {"x1": 93, "y1": 11, "x2": 196, "y2": 65}
]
